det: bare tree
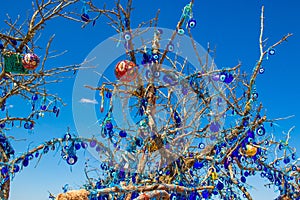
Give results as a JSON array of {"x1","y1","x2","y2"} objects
[{"x1": 0, "y1": 1, "x2": 298, "y2": 200}]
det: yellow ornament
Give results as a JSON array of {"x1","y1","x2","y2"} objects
[
  {"x1": 245, "y1": 144, "x2": 257, "y2": 157},
  {"x1": 211, "y1": 172, "x2": 218, "y2": 180}
]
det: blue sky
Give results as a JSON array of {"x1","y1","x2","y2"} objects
[{"x1": 0, "y1": 0, "x2": 299, "y2": 199}]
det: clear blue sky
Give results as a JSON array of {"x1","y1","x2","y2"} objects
[{"x1": 0, "y1": 0, "x2": 299, "y2": 199}]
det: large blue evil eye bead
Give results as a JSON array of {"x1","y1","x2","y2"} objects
[
  {"x1": 188, "y1": 19, "x2": 197, "y2": 28},
  {"x1": 123, "y1": 32, "x2": 132, "y2": 41},
  {"x1": 66, "y1": 155, "x2": 78, "y2": 165},
  {"x1": 256, "y1": 126, "x2": 265, "y2": 136},
  {"x1": 81, "y1": 13, "x2": 89, "y2": 22}
]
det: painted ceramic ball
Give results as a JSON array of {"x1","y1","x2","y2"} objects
[
  {"x1": 115, "y1": 60, "x2": 137, "y2": 82},
  {"x1": 22, "y1": 53, "x2": 40, "y2": 70},
  {"x1": 245, "y1": 144, "x2": 257, "y2": 157}
]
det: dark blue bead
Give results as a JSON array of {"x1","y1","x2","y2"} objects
[
  {"x1": 32, "y1": 94, "x2": 38, "y2": 101},
  {"x1": 81, "y1": 13, "x2": 90, "y2": 22},
  {"x1": 75, "y1": 143, "x2": 81, "y2": 150},
  {"x1": 22, "y1": 159, "x2": 29, "y2": 167},
  {"x1": 241, "y1": 176, "x2": 246, "y2": 183},
  {"x1": 40, "y1": 105, "x2": 47, "y2": 111},
  {"x1": 216, "y1": 181, "x2": 224, "y2": 190},
  {"x1": 0, "y1": 43, "x2": 3, "y2": 49},
  {"x1": 119, "y1": 130, "x2": 127, "y2": 137}
]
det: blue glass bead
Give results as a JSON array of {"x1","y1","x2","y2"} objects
[
  {"x1": 52, "y1": 106, "x2": 58, "y2": 113},
  {"x1": 219, "y1": 72, "x2": 227, "y2": 82},
  {"x1": 202, "y1": 190, "x2": 210, "y2": 199},
  {"x1": 131, "y1": 191, "x2": 139, "y2": 199},
  {"x1": 252, "y1": 92, "x2": 259, "y2": 99},
  {"x1": 256, "y1": 126, "x2": 265, "y2": 136},
  {"x1": 193, "y1": 161, "x2": 203, "y2": 169},
  {"x1": 90, "y1": 140, "x2": 97, "y2": 148},
  {"x1": 40, "y1": 105, "x2": 47, "y2": 110},
  {"x1": 216, "y1": 181, "x2": 224, "y2": 190},
  {"x1": 292, "y1": 153, "x2": 296, "y2": 160},
  {"x1": 268, "y1": 49, "x2": 275, "y2": 55},
  {"x1": 188, "y1": 19, "x2": 197, "y2": 28},
  {"x1": 259, "y1": 67, "x2": 265, "y2": 74},
  {"x1": 283, "y1": 157, "x2": 290, "y2": 164},
  {"x1": 96, "y1": 146, "x2": 101, "y2": 152},
  {"x1": 81, "y1": 142, "x2": 88, "y2": 149},
  {"x1": 123, "y1": 32, "x2": 131, "y2": 41},
  {"x1": 55, "y1": 108, "x2": 60, "y2": 117},
  {"x1": 0, "y1": 123, "x2": 5, "y2": 129},
  {"x1": 292, "y1": 165, "x2": 297, "y2": 171},
  {"x1": 224, "y1": 73, "x2": 234, "y2": 84},
  {"x1": 243, "y1": 120, "x2": 249, "y2": 127},
  {"x1": 210, "y1": 121, "x2": 220, "y2": 132},
  {"x1": 177, "y1": 28, "x2": 185, "y2": 35},
  {"x1": 279, "y1": 143, "x2": 283, "y2": 150},
  {"x1": 189, "y1": 191, "x2": 200, "y2": 199},
  {"x1": 105, "y1": 122, "x2": 113, "y2": 130},
  {"x1": 198, "y1": 142, "x2": 205, "y2": 149},
  {"x1": 13, "y1": 165, "x2": 20, "y2": 173},
  {"x1": 64, "y1": 133, "x2": 72, "y2": 140},
  {"x1": 10, "y1": 39, "x2": 17, "y2": 46},
  {"x1": 167, "y1": 43, "x2": 174, "y2": 52},
  {"x1": 81, "y1": 13, "x2": 89, "y2": 22},
  {"x1": 264, "y1": 140, "x2": 269, "y2": 145},
  {"x1": 135, "y1": 137, "x2": 143, "y2": 147},
  {"x1": 43, "y1": 146, "x2": 49, "y2": 154},
  {"x1": 106, "y1": 92, "x2": 112, "y2": 98},
  {"x1": 66, "y1": 155, "x2": 78, "y2": 165},
  {"x1": 0, "y1": 43, "x2": 3, "y2": 49},
  {"x1": 1, "y1": 166, "x2": 8, "y2": 175},
  {"x1": 119, "y1": 130, "x2": 127, "y2": 138},
  {"x1": 275, "y1": 179, "x2": 281, "y2": 186},
  {"x1": 35, "y1": 152, "x2": 39, "y2": 158},
  {"x1": 22, "y1": 159, "x2": 29, "y2": 167},
  {"x1": 241, "y1": 176, "x2": 246, "y2": 183},
  {"x1": 75, "y1": 143, "x2": 81, "y2": 150},
  {"x1": 32, "y1": 94, "x2": 38, "y2": 101}
]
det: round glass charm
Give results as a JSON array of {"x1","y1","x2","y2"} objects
[
  {"x1": 115, "y1": 60, "x2": 137, "y2": 82},
  {"x1": 22, "y1": 53, "x2": 40, "y2": 70}
]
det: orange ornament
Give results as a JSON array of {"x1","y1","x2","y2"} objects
[
  {"x1": 245, "y1": 144, "x2": 257, "y2": 157},
  {"x1": 115, "y1": 60, "x2": 137, "y2": 82}
]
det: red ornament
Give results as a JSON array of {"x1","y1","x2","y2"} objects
[
  {"x1": 115, "y1": 60, "x2": 137, "y2": 82},
  {"x1": 22, "y1": 53, "x2": 40, "y2": 70}
]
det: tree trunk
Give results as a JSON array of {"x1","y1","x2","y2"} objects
[{"x1": 0, "y1": 145, "x2": 10, "y2": 200}]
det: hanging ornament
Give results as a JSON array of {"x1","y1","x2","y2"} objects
[
  {"x1": 3, "y1": 51, "x2": 28, "y2": 73},
  {"x1": 245, "y1": 144, "x2": 258, "y2": 157},
  {"x1": 177, "y1": 28, "x2": 185, "y2": 36},
  {"x1": 268, "y1": 48, "x2": 275, "y2": 55},
  {"x1": 81, "y1": 1, "x2": 90, "y2": 22},
  {"x1": 81, "y1": 13, "x2": 89, "y2": 22},
  {"x1": 187, "y1": 19, "x2": 197, "y2": 28},
  {"x1": 22, "y1": 53, "x2": 40, "y2": 70},
  {"x1": 114, "y1": 60, "x2": 137, "y2": 82}
]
